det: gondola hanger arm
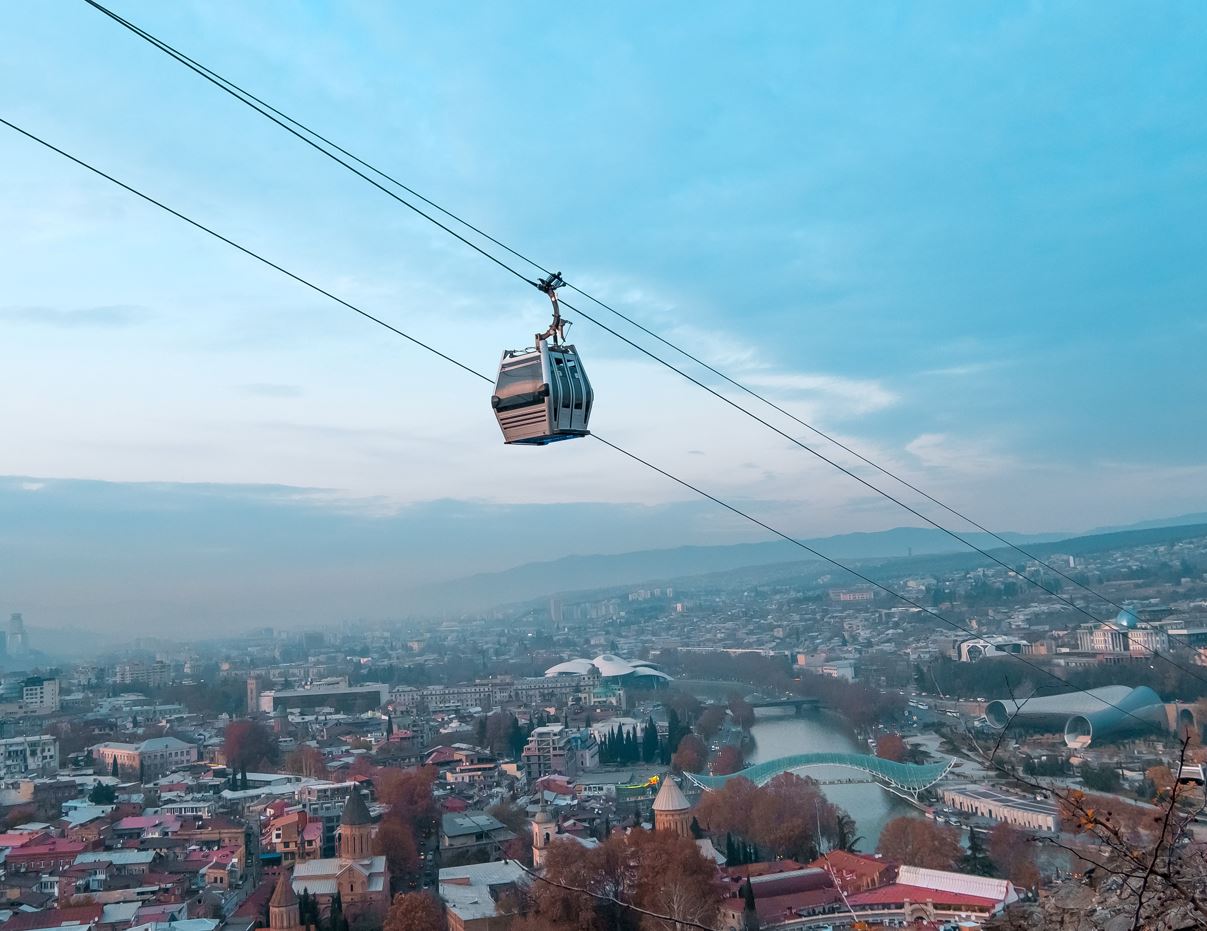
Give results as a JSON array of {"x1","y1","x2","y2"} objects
[{"x1": 535, "y1": 270, "x2": 567, "y2": 345}]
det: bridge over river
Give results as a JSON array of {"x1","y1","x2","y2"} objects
[
  {"x1": 748, "y1": 696, "x2": 821, "y2": 713},
  {"x1": 684, "y1": 752, "x2": 956, "y2": 801}
]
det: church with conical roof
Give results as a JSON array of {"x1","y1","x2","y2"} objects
[
  {"x1": 652, "y1": 773, "x2": 693, "y2": 838},
  {"x1": 266, "y1": 870, "x2": 305, "y2": 931},
  {"x1": 287, "y1": 788, "x2": 389, "y2": 925},
  {"x1": 337, "y1": 786, "x2": 374, "y2": 859}
]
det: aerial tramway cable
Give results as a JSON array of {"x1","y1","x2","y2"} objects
[
  {"x1": 76, "y1": 0, "x2": 1207, "y2": 676},
  {"x1": 73, "y1": 0, "x2": 1207, "y2": 685},
  {"x1": 0, "y1": 113, "x2": 1184, "y2": 733}
]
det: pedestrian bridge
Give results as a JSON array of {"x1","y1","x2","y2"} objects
[{"x1": 683, "y1": 752, "x2": 956, "y2": 801}]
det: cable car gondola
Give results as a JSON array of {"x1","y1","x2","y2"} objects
[{"x1": 492, "y1": 273, "x2": 594, "y2": 445}]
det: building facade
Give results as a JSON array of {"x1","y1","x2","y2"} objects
[
  {"x1": 0, "y1": 734, "x2": 59, "y2": 777},
  {"x1": 521, "y1": 725, "x2": 577, "y2": 781},
  {"x1": 90, "y1": 736, "x2": 199, "y2": 779},
  {"x1": 21, "y1": 676, "x2": 61, "y2": 714}
]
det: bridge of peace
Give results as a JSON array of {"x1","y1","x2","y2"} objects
[{"x1": 683, "y1": 752, "x2": 956, "y2": 801}]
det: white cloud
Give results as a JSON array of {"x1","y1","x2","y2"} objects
[
  {"x1": 904, "y1": 432, "x2": 1014, "y2": 477},
  {"x1": 740, "y1": 372, "x2": 898, "y2": 417},
  {"x1": 920, "y1": 361, "x2": 1003, "y2": 377}
]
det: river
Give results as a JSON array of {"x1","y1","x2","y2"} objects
[
  {"x1": 679, "y1": 681, "x2": 908, "y2": 848},
  {"x1": 746, "y1": 708, "x2": 910, "y2": 849}
]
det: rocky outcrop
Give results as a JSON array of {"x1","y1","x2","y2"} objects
[{"x1": 985, "y1": 866, "x2": 1204, "y2": 931}]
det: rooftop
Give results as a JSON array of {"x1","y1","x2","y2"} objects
[
  {"x1": 441, "y1": 811, "x2": 509, "y2": 838},
  {"x1": 439, "y1": 860, "x2": 528, "y2": 923}
]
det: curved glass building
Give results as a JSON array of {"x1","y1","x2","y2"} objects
[{"x1": 985, "y1": 685, "x2": 1166, "y2": 748}]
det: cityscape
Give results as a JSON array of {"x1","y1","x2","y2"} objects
[
  {"x1": 4, "y1": 3, "x2": 1206, "y2": 931},
  {"x1": 1, "y1": 518, "x2": 1206, "y2": 929}
]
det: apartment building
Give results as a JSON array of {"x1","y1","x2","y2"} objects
[
  {"x1": 521, "y1": 725, "x2": 577, "y2": 781},
  {"x1": 0, "y1": 734, "x2": 59, "y2": 777}
]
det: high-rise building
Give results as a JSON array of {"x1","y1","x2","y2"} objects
[{"x1": 7, "y1": 613, "x2": 29, "y2": 655}]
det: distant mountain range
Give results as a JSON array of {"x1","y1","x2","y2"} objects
[{"x1": 407, "y1": 514, "x2": 1207, "y2": 614}]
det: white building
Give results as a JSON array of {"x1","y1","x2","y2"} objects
[
  {"x1": 21, "y1": 676, "x2": 61, "y2": 714},
  {"x1": 957, "y1": 636, "x2": 1027, "y2": 662},
  {"x1": 0, "y1": 734, "x2": 59, "y2": 777},
  {"x1": 521, "y1": 725, "x2": 576, "y2": 780},
  {"x1": 1079, "y1": 609, "x2": 1170, "y2": 655}
]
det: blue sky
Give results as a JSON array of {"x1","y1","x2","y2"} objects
[{"x1": 2, "y1": 2, "x2": 1206, "y2": 629}]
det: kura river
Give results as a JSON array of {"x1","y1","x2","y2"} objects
[
  {"x1": 679, "y1": 681, "x2": 908, "y2": 849},
  {"x1": 746, "y1": 709, "x2": 910, "y2": 849}
]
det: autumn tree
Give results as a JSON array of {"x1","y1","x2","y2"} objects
[
  {"x1": 1145, "y1": 765, "x2": 1175, "y2": 798},
  {"x1": 727, "y1": 694, "x2": 756, "y2": 730},
  {"x1": 223, "y1": 719, "x2": 279, "y2": 771},
  {"x1": 875, "y1": 733, "x2": 908, "y2": 763},
  {"x1": 284, "y1": 745, "x2": 328, "y2": 779},
  {"x1": 375, "y1": 816, "x2": 420, "y2": 892},
  {"x1": 694, "y1": 706, "x2": 727, "y2": 741},
  {"x1": 487, "y1": 800, "x2": 529, "y2": 836},
  {"x1": 877, "y1": 816, "x2": 962, "y2": 870},
  {"x1": 517, "y1": 837, "x2": 632, "y2": 931},
  {"x1": 383, "y1": 891, "x2": 446, "y2": 931},
  {"x1": 629, "y1": 828, "x2": 724, "y2": 930},
  {"x1": 377, "y1": 766, "x2": 440, "y2": 836},
  {"x1": 987, "y1": 823, "x2": 1040, "y2": 889},
  {"x1": 662, "y1": 690, "x2": 703, "y2": 722},
  {"x1": 694, "y1": 776, "x2": 759, "y2": 839},
  {"x1": 516, "y1": 831, "x2": 721, "y2": 931},
  {"x1": 749, "y1": 772, "x2": 838, "y2": 861},
  {"x1": 1060, "y1": 790, "x2": 1161, "y2": 848},
  {"x1": 671, "y1": 734, "x2": 708, "y2": 774},
  {"x1": 712, "y1": 745, "x2": 745, "y2": 775}
]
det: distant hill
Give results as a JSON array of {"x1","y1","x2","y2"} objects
[
  {"x1": 409, "y1": 518, "x2": 1207, "y2": 615},
  {"x1": 406, "y1": 525, "x2": 1055, "y2": 613},
  {"x1": 1087, "y1": 513, "x2": 1207, "y2": 534}
]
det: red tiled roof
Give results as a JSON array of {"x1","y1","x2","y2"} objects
[
  {"x1": 719, "y1": 887, "x2": 842, "y2": 920},
  {"x1": 116, "y1": 815, "x2": 181, "y2": 831},
  {"x1": 848, "y1": 883, "x2": 999, "y2": 909},
  {"x1": 0, "y1": 832, "x2": 50, "y2": 848},
  {"x1": 7, "y1": 839, "x2": 87, "y2": 858},
  {"x1": 234, "y1": 871, "x2": 281, "y2": 918},
  {"x1": 4, "y1": 904, "x2": 104, "y2": 931},
  {"x1": 807, "y1": 849, "x2": 890, "y2": 875}
]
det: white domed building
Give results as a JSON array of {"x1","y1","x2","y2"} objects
[{"x1": 544, "y1": 653, "x2": 672, "y2": 689}]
